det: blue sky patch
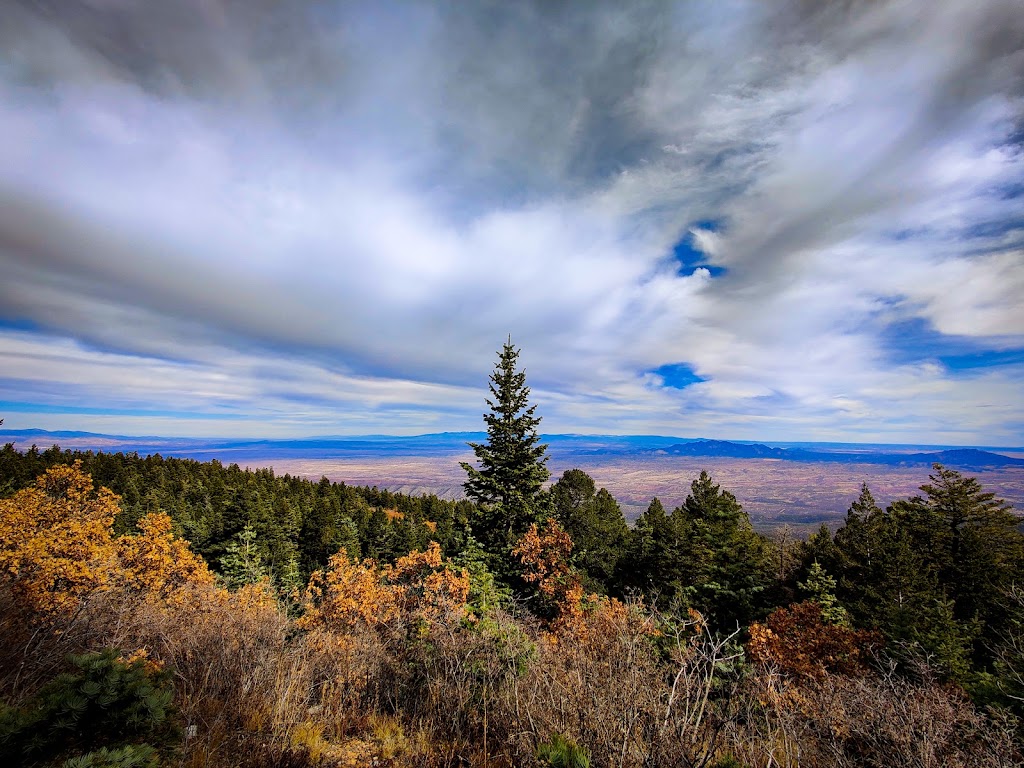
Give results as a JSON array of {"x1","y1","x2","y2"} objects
[
  {"x1": 0, "y1": 317, "x2": 42, "y2": 333},
  {"x1": 880, "y1": 318, "x2": 1024, "y2": 372},
  {"x1": 940, "y1": 348, "x2": 1024, "y2": 371},
  {"x1": 963, "y1": 217, "x2": 1024, "y2": 240},
  {"x1": 671, "y1": 220, "x2": 727, "y2": 277},
  {"x1": 652, "y1": 363, "x2": 705, "y2": 389}
]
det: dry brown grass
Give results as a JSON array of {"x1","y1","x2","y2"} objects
[{"x1": 2, "y1": 574, "x2": 1019, "y2": 768}]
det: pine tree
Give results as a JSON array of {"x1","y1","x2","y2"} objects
[
  {"x1": 619, "y1": 497, "x2": 680, "y2": 600},
  {"x1": 461, "y1": 340, "x2": 550, "y2": 559},
  {"x1": 219, "y1": 524, "x2": 267, "y2": 589},
  {"x1": 833, "y1": 484, "x2": 881, "y2": 580},
  {"x1": 891, "y1": 464, "x2": 1023, "y2": 654},
  {"x1": 828, "y1": 468, "x2": 1019, "y2": 679},
  {"x1": 552, "y1": 468, "x2": 596, "y2": 522},
  {"x1": 551, "y1": 468, "x2": 628, "y2": 592},
  {"x1": 799, "y1": 560, "x2": 849, "y2": 625},
  {"x1": 672, "y1": 471, "x2": 769, "y2": 629}
]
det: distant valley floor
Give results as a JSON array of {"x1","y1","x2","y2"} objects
[
  {"x1": 256, "y1": 453, "x2": 1024, "y2": 532},
  {"x1": 6, "y1": 429, "x2": 1023, "y2": 532}
]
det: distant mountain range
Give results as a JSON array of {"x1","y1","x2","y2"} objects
[
  {"x1": 653, "y1": 439, "x2": 1024, "y2": 469},
  {"x1": 2, "y1": 429, "x2": 1022, "y2": 470}
]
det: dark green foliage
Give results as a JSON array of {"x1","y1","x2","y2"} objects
[
  {"x1": 617, "y1": 474, "x2": 771, "y2": 629},
  {"x1": 618, "y1": 497, "x2": 679, "y2": 597},
  {"x1": 460, "y1": 340, "x2": 550, "y2": 566},
  {"x1": 551, "y1": 469, "x2": 629, "y2": 593},
  {"x1": 551, "y1": 469, "x2": 595, "y2": 521},
  {"x1": 536, "y1": 732, "x2": 590, "y2": 768},
  {"x1": 671, "y1": 471, "x2": 771, "y2": 629},
  {"x1": 900, "y1": 465, "x2": 1023, "y2": 640},
  {"x1": 452, "y1": 538, "x2": 513, "y2": 617},
  {"x1": 62, "y1": 744, "x2": 159, "y2": 768},
  {"x1": 798, "y1": 561, "x2": 848, "y2": 625},
  {"x1": 829, "y1": 483, "x2": 882, "y2": 596},
  {"x1": 813, "y1": 487, "x2": 976, "y2": 678},
  {"x1": 219, "y1": 524, "x2": 268, "y2": 589},
  {"x1": 298, "y1": 477, "x2": 363, "y2": 573},
  {"x1": 825, "y1": 467, "x2": 1024, "y2": 680},
  {"x1": 985, "y1": 585, "x2": 1024, "y2": 727},
  {"x1": 0, "y1": 649, "x2": 175, "y2": 767},
  {"x1": 0, "y1": 443, "x2": 464, "y2": 582}
]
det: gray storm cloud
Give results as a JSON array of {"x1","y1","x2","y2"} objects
[{"x1": 0, "y1": 0, "x2": 1022, "y2": 441}]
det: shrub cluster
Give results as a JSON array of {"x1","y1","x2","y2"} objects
[{"x1": 0, "y1": 463, "x2": 1019, "y2": 767}]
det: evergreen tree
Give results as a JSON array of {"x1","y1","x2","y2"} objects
[
  {"x1": 890, "y1": 464, "x2": 1023, "y2": 656},
  {"x1": 583, "y1": 488, "x2": 630, "y2": 588},
  {"x1": 827, "y1": 468, "x2": 1019, "y2": 679},
  {"x1": 800, "y1": 523, "x2": 844, "y2": 581},
  {"x1": 461, "y1": 340, "x2": 550, "y2": 561},
  {"x1": 618, "y1": 497, "x2": 680, "y2": 600},
  {"x1": 799, "y1": 561, "x2": 849, "y2": 625},
  {"x1": 218, "y1": 524, "x2": 267, "y2": 589},
  {"x1": 672, "y1": 471, "x2": 770, "y2": 629},
  {"x1": 552, "y1": 468, "x2": 596, "y2": 522},
  {"x1": 832, "y1": 483, "x2": 882, "y2": 593},
  {"x1": 551, "y1": 469, "x2": 628, "y2": 592}
]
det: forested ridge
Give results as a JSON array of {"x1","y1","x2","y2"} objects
[{"x1": 0, "y1": 345, "x2": 1023, "y2": 767}]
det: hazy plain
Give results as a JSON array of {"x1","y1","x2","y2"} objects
[{"x1": 258, "y1": 453, "x2": 1024, "y2": 532}]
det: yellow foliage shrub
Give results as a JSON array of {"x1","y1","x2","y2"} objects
[
  {"x1": 0, "y1": 464, "x2": 219, "y2": 620},
  {"x1": 299, "y1": 554, "x2": 402, "y2": 632},
  {"x1": 0, "y1": 463, "x2": 119, "y2": 613},
  {"x1": 299, "y1": 541, "x2": 470, "y2": 635},
  {"x1": 116, "y1": 512, "x2": 215, "y2": 605}
]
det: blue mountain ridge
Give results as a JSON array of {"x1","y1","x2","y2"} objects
[
  {"x1": 655, "y1": 439, "x2": 1024, "y2": 469},
  {"x1": 2, "y1": 430, "x2": 1022, "y2": 469}
]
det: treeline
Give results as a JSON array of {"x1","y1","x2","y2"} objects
[
  {"x1": 2, "y1": 440, "x2": 1022, "y2": 692},
  {"x1": 0, "y1": 442, "x2": 477, "y2": 583}
]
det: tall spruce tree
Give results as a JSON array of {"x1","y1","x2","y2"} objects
[
  {"x1": 889, "y1": 464, "x2": 1023, "y2": 659},
  {"x1": 826, "y1": 466, "x2": 1022, "y2": 679},
  {"x1": 672, "y1": 470, "x2": 770, "y2": 629},
  {"x1": 461, "y1": 340, "x2": 550, "y2": 560}
]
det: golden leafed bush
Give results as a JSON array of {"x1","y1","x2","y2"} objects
[
  {"x1": 116, "y1": 512, "x2": 216, "y2": 598},
  {"x1": 299, "y1": 554, "x2": 402, "y2": 632},
  {"x1": 299, "y1": 541, "x2": 469, "y2": 635},
  {"x1": 0, "y1": 464, "x2": 218, "y2": 619},
  {"x1": 0, "y1": 463, "x2": 120, "y2": 614}
]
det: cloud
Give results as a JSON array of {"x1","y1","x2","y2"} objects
[{"x1": 0, "y1": 0, "x2": 1022, "y2": 444}]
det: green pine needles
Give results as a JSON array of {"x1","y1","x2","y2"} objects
[
  {"x1": 0, "y1": 649, "x2": 175, "y2": 767},
  {"x1": 461, "y1": 340, "x2": 550, "y2": 557},
  {"x1": 537, "y1": 732, "x2": 590, "y2": 768}
]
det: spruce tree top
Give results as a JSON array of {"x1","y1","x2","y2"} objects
[{"x1": 461, "y1": 340, "x2": 550, "y2": 513}]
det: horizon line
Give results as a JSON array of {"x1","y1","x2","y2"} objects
[{"x1": 2, "y1": 426, "x2": 1022, "y2": 453}]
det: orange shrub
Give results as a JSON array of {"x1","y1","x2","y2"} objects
[
  {"x1": 748, "y1": 601, "x2": 882, "y2": 679},
  {"x1": 0, "y1": 463, "x2": 119, "y2": 614},
  {"x1": 300, "y1": 554, "x2": 401, "y2": 632},
  {"x1": 116, "y1": 512, "x2": 216, "y2": 604},
  {"x1": 0, "y1": 464, "x2": 219, "y2": 619},
  {"x1": 299, "y1": 542, "x2": 469, "y2": 635},
  {"x1": 513, "y1": 518, "x2": 575, "y2": 601}
]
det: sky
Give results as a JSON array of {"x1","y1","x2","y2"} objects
[{"x1": 0, "y1": 0, "x2": 1023, "y2": 445}]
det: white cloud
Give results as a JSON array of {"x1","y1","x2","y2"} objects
[{"x1": 0, "y1": 0, "x2": 1021, "y2": 444}]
